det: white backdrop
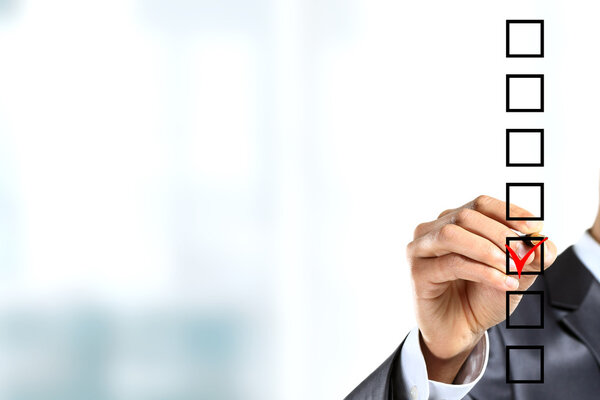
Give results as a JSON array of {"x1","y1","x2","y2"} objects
[{"x1": 0, "y1": 0, "x2": 599, "y2": 399}]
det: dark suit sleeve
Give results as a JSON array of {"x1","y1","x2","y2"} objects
[
  {"x1": 346, "y1": 327, "x2": 515, "y2": 400},
  {"x1": 462, "y1": 326, "x2": 514, "y2": 400},
  {"x1": 344, "y1": 337, "x2": 408, "y2": 400}
]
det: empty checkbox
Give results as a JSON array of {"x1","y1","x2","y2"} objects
[
  {"x1": 506, "y1": 129, "x2": 544, "y2": 167},
  {"x1": 506, "y1": 291, "x2": 544, "y2": 327},
  {"x1": 506, "y1": 345, "x2": 544, "y2": 383},
  {"x1": 506, "y1": 74, "x2": 544, "y2": 112},
  {"x1": 506, "y1": 20, "x2": 544, "y2": 58},
  {"x1": 506, "y1": 183, "x2": 544, "y2": 221}
]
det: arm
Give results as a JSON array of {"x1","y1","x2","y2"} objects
[
  {"x1": 345, "y1": 328, "x2": 489, "y2": 400},
  {"x1": 346, "y1": 195, "x2": 558, "y2": 399},
  {"x1": 399, "y1": 328, "x2": 488, "y2": 399},
  {"x1": 408, "y1": 195, "x2": 556, "y2": 382}
]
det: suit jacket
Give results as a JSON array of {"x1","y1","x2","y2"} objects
[{"x1": 345, "y1": 246, "x2": 600, "y2": 399}]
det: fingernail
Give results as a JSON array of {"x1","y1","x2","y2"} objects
[
  {"x1": 505, "y1": 276, "x2": 519, "y2": 289},
  {"x1": 509, "y1": 258, "x2": 517, "y2": 271},
  {"x1": 516, "y1": 243, "x2": 529, "y2": 259}
]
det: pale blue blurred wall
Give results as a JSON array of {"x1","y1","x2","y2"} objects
[{"x1": 0, "y1": 1, "x2": 274, "y2": 399}]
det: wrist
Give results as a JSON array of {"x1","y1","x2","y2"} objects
[{"x1": 419, "y1": 330, "x2": 484, "y2": 383}]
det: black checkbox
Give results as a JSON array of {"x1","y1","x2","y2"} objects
[
  {"x1": 506, "y1": 129, "x2": 544, "y2": 167},
  {"x1": 506, "y1": 74, "x2": 544, "y2": 112},
  {"x1": 506, "y1": 291, "x2": 544, "y2": 328},
  {"x1": 505, "y1": 236, "x2": 545, "y2": 276},
  {"x1": 506, "y1": 182, "x2": 544, "y2": 221},
  {"x1": 506, "y1": 20, "x2": 544, "y2": 58},
  {"x1": 506, "y1": 345, "x2": 544, "y2": 384}
]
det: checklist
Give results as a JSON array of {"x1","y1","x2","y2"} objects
[{"x1": 504, "y1": 19, "x2": 546, "y2": 385}]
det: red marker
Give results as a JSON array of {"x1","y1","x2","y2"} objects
[{"x1": 505, "y1": 237, "x2": 549, "y2": 278}]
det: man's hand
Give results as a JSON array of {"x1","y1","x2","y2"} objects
[{"x1": 406, "y1": 195, "x2": 557, "y2": 383}]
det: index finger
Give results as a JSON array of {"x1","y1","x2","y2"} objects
[{"x1": 439, "y1": 195, "x2": 543, "y2": 234}]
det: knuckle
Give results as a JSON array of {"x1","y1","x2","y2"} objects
[
  {"x1": 486, "y1": 243, "x2": 501, "y2": 262},
  {"x1": 440, "y1": 254, "x2": 466, "y2": 282},
  {"x1": 437, "y1": 224, "x2": 458, "y2": 243},
  {"x1": 437, "y1": 208, "x2": 452, "y2": 219},
  {"x1": 454, "y1": 208, "x2": 473, "y2": 225},
  {"x1": 472, "y1": 195, "x2": 491, "y2": 210},
  {"x1": 446, "y1": 254, "x2": 465, "y2": 271},
  {"x1": 413, "y1": 222, "x2": 427, "y2": 239},
  {"x1": 406, "y1": 240, "x2": 416, "y2": 259}
]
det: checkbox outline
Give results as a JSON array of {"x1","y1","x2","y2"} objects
[
  {"x1": 506, "y1": 345, "x2": 545, "y2": 384},
  {"x1": 506, "y1": 182, "x2": 544, "y2": 221},
  {"x1": 506, "y1": 290, "x2": 544, "y2": 328},
  {"x1": 505, "y1": 237, "x2": 545, "y2": 276},
  {"x1": 506, "y1": 129, "x2": 544, "y2": 167},
  {"x1": 506, "y1": 19, "x2": 545, "y2": 58},
  {"x1": 506, "y1": 74, "x2": 545, "y2": 113}
]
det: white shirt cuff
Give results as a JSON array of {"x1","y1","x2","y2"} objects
[{"x1": 399, "y1": 327, "x2": 489, "y2": 400}]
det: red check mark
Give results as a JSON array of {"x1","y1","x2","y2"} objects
[{"x1": 505, "y1": 237, "x2": 549, "y2": 279}]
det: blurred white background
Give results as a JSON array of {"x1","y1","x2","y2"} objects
[{"x1": 0, "y1": 0, "x2": 599, "y2": 399}]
